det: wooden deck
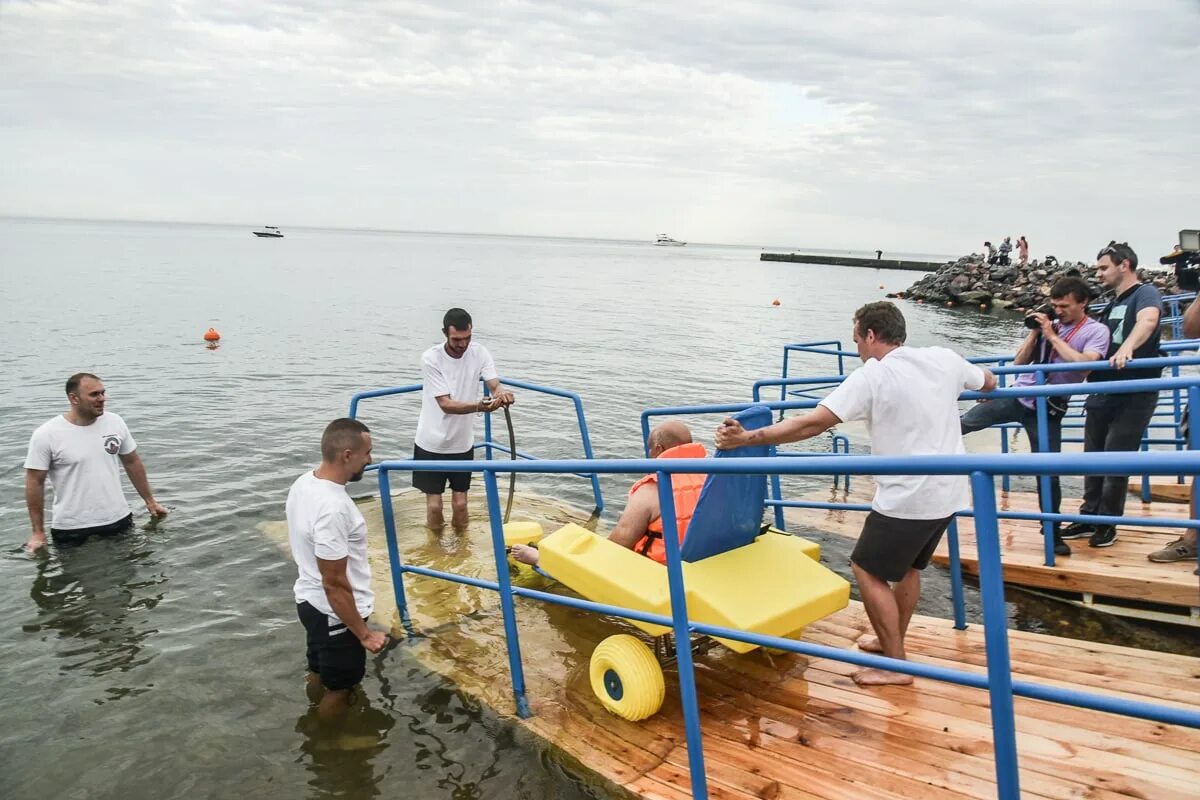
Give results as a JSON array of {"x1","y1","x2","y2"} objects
[
  {"x1": 786, "y1": 482, "x2": 1200, "y2": 625},
  {"x1": 263, "y1": 490, "x2": 1200, "y2": 799}
]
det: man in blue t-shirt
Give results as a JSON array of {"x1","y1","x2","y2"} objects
[
  {"x1": 961, "y1": 277, "x2": 1110, "y2": 556},
  {"x1": 1062, "y1": 242, "x2": 1162, "y2": 548}
]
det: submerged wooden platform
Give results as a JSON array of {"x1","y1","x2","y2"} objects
[
  {"x1": 786, "y1": 483, "x2": 1200, "y2": 625},
  {"x1": 263, "y1": 490, "x2": 1200, "y2": 799}
]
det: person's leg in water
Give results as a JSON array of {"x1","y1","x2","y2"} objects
[
  {"x1": 317, "y1": 686, "x2": 357, "y2": 724},
  {"x1": 851, "y1": 562, "x2": 915, "y2": 686},
  {"x1": 306, "y1": 670, "x2": 325, "y2": 704},
  {"x1": 425, "y1": 492, "x2": 445, "y2": 530},
  {"x1": 450, "y1": 490, "x2": 469, "y2": 531}
]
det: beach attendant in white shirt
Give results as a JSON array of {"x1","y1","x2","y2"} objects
[
  {"x1": 413, "y1": 308, "x2": 515, "y2": 531},
  {"x1": 24, "y1": 373, "x2": 167, "y2": 552},
  {"x1": 288, "y1": 417, "x2": 389, "y2": 723},
  {"x1": 716, "y1": 302, "x2": 997, "y2": 687}
]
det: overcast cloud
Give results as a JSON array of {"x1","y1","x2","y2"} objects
[{"x1": 1, "y1": 0, "x2": 1197, "y2": 257}]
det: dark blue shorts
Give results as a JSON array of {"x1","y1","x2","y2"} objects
[
  {"x1": 51, "y1": 513, "x2": 133, "y2": 545},
  {"x1": 297, "y1": 601, "x2": 367, "y2": 691},
  {"x1": 412, "y1": 444, "x2": 473, "y2": 494}
]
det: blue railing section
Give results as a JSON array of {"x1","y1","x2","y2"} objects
[
  {"x1": 348, "y1": 377, "x2": 605, "y2": 513},
  {"x1": 656, "y1": 369, "x2": 1200, "y2": 570},
  {"x1": 374, "y1": 450, "x2": 1200, "y2": 800}
]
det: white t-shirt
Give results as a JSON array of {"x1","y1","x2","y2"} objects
[
  {"x1": 287, "y1": 470, "x2": 375, "y2": 623},
  {"x1": 414, "y1": 342, "x2": 498, "y2": 454},
  {"x1": 819, "y1": 346, "x2": 986, "y2": 519},
  {"x1": 24, "y1": 412, "x2": 137, "y2": 530}
]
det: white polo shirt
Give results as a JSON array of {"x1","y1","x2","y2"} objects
[
  {"x1": 414, "y1": 342, "x2": 498, "y2": 454},
  {"x1": 819, "y1": 346, "x2": 986, "y2": 519},
  {"x1": 287, "y1": 470, "x2": 375, "y2": 623},
  {"x1": 24, "y1": 412, "x2": 137, "y2": 530}
]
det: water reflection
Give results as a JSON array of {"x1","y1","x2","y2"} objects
[{"x1": 25, "y1": 526, "x2": 167, "y2": 689}]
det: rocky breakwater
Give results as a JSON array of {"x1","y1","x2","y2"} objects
[{"x1": 888, "y1": 254, "x2": 1181, "y2": 310}]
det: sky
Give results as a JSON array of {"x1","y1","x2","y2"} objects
[{"x1": 1, "y1": 0, "x2": 1198, "y2": 258}]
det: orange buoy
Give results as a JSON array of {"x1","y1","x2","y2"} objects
[
  {"x1": 879, "y1": 284, "x2": 885, "y2": 289},
  {"x1": 772, "y1": 299, "x2": 781, "y2": 306},
  {"x1": 203, "y1": 328, "x2": 221, "y2": 342}
]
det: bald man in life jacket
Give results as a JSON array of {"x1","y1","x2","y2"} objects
[{"x1": 510, "y1": 420, "x2": 707, "y2": 567}]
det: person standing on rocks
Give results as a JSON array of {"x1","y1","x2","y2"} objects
[
  {"x1": 1063, "y1": 241, "x2": 1162, "y2": 549},
  {"x1": 997, "y1": 237, "x2": 1013, "y2": 266},
  {"x1": 984, "y1": 241, "x2": 997, "y2": 265},
  {"x1": 960, "y1": 276, "x2": 1110, "y2": 556},
  {"x1": 1017, "y1": 236, "x2": 1030, "y2": 266}
]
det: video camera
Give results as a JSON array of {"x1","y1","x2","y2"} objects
[
  {"x1": 1024, "y1": 303, "x2": 1057, "y2": 330},
  {"x1": 1160, "y1": 229, "x2": 1200, "y2": 291}
]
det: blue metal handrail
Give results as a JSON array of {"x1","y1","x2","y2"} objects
[
  {"x1": 375, "y1": 448, "x2": 1200, "y2": 800},
  {"x1": 650, "y1": 374, "x2": 1200, "y2": 570},
  {"x1": 348, "y1": 377, "x2": 604, "y2": 512}
]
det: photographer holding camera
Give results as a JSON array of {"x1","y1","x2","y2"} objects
[
  {"x1": 960, "y1": 277, "x2": 1110, "y2": 556},
  {"x1": 1063, "y1": 241, "x2": 1163, "y2": 549}
]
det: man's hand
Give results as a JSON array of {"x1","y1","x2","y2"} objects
[
  {"x1": 25, "y1": 530, "x2": 48, "y2": 553},
  {"x1": 1110, "y1": 344, "x2": 1134, "y2": 370},
  {"x1": 492, "y1": 390, "x2": 516, "y2": 408},
  {"x1": 1031, "y1": 312, "x2": 1056, "y2": 340},
  {"x1": 146, "y1": 499, "x2": 168, "y2": 518},
  {"x1": 715, "y1": 419, "x2": 749, "y2": 451},
  {"x1": 360, "y1": 630, "x2": 389, "y2": 653}
]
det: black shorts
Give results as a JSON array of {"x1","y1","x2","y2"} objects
[
  {"x1": 850, "y1": 511, "x2": 953, "y2": 583},
  {"x1": 297, "y1": 601, "x2": 367, "y2": 691},
  {"x1": 412, "y1": 444, "x2": 474, "y2": 494},
  {"x1": 50, "y1": 513, "x2": 134, "y2": 545}
]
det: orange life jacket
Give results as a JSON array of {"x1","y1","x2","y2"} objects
[{"x1": 630, "y1": 442, "x2": 708, "y2": 564}]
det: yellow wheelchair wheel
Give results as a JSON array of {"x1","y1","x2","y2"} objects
[{"x1": 589, "y1": 634, "x2": 665, "y2": 721}]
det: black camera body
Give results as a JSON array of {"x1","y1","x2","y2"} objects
[
  {"x1": 1024, "y1": 303, "x2": 1057, "y2": 330},
  {"x1": 1160, "y1": 229, "x2": 1200, "y2": 292}
]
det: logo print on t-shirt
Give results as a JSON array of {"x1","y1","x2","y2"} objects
[{"x1": 104, "y1": 435, "x2": 121, "y2": 455}]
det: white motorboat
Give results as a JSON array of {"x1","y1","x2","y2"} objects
[
  {"x1": 654, "y1": 234, "x2": 686, "y2": 246},
  {"x1": 253, "y1": 226, "x2": 284, "y2": 238}
]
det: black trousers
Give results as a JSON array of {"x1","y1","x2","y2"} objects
[{"x1": 1080, "y1": 391, "x2": 1159, "y2": 518}]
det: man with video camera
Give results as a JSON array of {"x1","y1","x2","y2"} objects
[
  {"x1": 960, "y1": 276, "x2": 1110, "y2": 556},
  {"x1": 1063, "y1": 242, "x2": 1163, "y2": 549}
]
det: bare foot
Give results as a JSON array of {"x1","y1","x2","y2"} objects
[
  {"x1": 853, "y1": 667, "x2": 913, "y2": 686},
  {"x1": 856, "y1": 634, "x2": 882, "y2": 652},
  {"x1": 510, "y1": 544, "x2": 540, "y2": 566}
]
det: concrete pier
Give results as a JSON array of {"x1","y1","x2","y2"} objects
[{"x1": 761, "y1": 252, "x2": 942, "y2": 271}]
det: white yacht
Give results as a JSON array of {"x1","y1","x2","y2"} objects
[
  {"x1": 654, "y1": 233, "x2": 686, "y2": 246},
  {"x1": 252, "y1": 226, "x2": 284, "y2": 238}
]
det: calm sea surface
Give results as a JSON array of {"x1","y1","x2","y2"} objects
[{"x1": 0, "y1": 218, "x2": 1192, "y2": 799}]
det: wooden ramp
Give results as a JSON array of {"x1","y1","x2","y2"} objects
[
  {"x1": 262, "y1": 490, "x2": 1200, "y2": 799},
  {"x1": 786, "y1": 482, "x2": 1200, "y2": 625}
]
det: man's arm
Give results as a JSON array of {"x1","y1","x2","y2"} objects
[
  {"x1": 119, "y1": 451, "x2": 167, "y2": 518},
  {"x1": 435, "y1": 395, "x2": 492, "y2": 415},
  {"x1": 715, "y1": 405, "x2": 842, "y2": 450},
  {"x1": 1111, "y1": 306, "x2": 1161, "y2": 369},
  {"x1": 977, "y1": 366, "x2": 999, "y2": 393},
  {"x1": 317, "y1": 557, "x2": 388, "y2": 653},
  {"x1": 607, "y1": 486, "x2": 659, "y2": 549},
  {"x1": 25, "y1": 469, "x2": 48, "y2": 551}
]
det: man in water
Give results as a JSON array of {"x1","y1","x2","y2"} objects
[
  {"x1": 414, "y1": 308, "x2": 515, "y2": 531},
  {"x1": 715, "y1": 302, "x2": 997, "y2": 686},
  {"x1": 1063, "y1": 242, "x2": 1162, "y2": 548},
  {"x1": 511, "y1": 421, "x2": 706, "y2": 566},
  {"x1": 288, "y1": 418, "x2": 388, "y2": 723},
  {"x1": 960, "y1": 276, "x2": 1110, "y2": 556},
  {"x1": 24, "y1": 372, "x2": 167, "y2": 552}
]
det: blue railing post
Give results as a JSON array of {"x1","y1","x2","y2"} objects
[
  {"x1": 969, "y1": 470, "x2": 1021, "y2": 800},
  {"x1": 571, "y1": 393, "x2": 605, "y2": 513},
  {"x1": 1189, "y1": 386, "x2": 1199, "y2": 578},
  {"x1": 779, "y1": 348, "x2": 791, "y2": 420},
  {"x1": 378, "y1": 469, "x2": 413, "y2": 635},
  {"x1": 769, "y1": 447, "x2": 786, "y2": 531},
  {"x1": 946, "y1": 516, "x2": 967, "y2": 630},
  {"x1": 657, "y1": 472, "x2": 709, "y2": 800},
  {"x1": 483, "y1": 468, "x2": 532, "y2": 718},
  {"x1": 997, "y1": 368, "x2": 1011, "y2": 492}
]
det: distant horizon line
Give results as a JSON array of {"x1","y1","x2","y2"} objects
[{"x1": 0, "y1": 213, "x2": 965, "y2": 260}]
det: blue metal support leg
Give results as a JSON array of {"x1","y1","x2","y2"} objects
[
  {"x1": 483, "y1": 469, "x2": 532, "y2": 718},
  {"x1": 969, "y1": 470, "x2": 1021, "y2": 800},
  {"x1": 378, "y1": 470, "x2": 413, "y2": 636}
]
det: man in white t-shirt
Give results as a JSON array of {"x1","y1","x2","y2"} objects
[
  {"x1": 413, "y1": 308, "x2": 515, "y2": 531},
  {"x1": 716, "y1": 302, "x2": 997, "y2": 686},
  {"x1": 24, "y1": 373, "x2": 167, "y2": 552},
  {"x1": 288, "y1": 417, "x2": 388, "y2": 723}
]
